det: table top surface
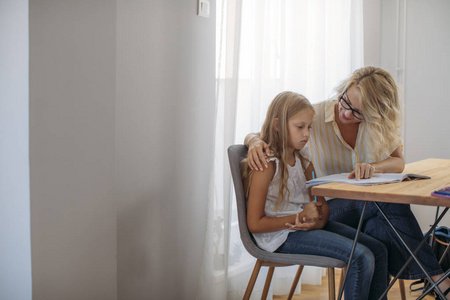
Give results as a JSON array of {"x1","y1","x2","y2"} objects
[{"x1": 311, "y1": 158, "x2": 450, "y2": 207}]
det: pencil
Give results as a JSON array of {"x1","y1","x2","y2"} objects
[
  {"x1": 434, "y1": 190, "x2": 450, "y2": 196},
  {"x1": 312, "y1": 171, "x2": 317, "y2": 202}
]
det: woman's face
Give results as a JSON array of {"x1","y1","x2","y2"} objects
[{"x1": 337, "y1": 85, "x2": 364, "y2": 124}]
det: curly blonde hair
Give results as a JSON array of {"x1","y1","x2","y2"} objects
[
  {"x1": 241, "y1": 91, "x2": 314, "y2": 211},
  {"x1": 335, "y1": 66, "x2": 402, "y2": 158}
]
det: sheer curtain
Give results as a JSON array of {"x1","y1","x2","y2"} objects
[{"x1": 198, "y1": 0, "x2": 363, "y2": 299}]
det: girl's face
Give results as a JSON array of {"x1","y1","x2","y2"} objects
[
  {"x1": 287, "y1": 109, "x2": 314, "y2": 151},
  {"x1": 337, "y1": 85, "x2": 364, "y2": 124}
]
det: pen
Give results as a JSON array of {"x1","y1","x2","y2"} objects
[
  {"x1": 312, "y1": 171, "x2": 317, "y2": 202},
  {"x1": 434, "y1": 190, "x2": 450, "y2": 196}
]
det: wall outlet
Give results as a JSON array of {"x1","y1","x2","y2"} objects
[{"x1": 198, "y1": 0, "x2": 210, "y2": 18}]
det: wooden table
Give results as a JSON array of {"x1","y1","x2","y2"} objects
[
  {"x1": 311, "y1": 158, "x2": 450, "y2": 300},
  {"x1": 311, "y1": 158, "x2": 450, "y2": 207}
]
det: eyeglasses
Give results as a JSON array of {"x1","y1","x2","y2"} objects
[{"x1": 339, "y1": 93, "x2": 364, "y2": 120}]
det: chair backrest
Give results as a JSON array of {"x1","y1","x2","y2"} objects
[
  {"x1": 227, "y1": 144, "x2": 347, "y2": 267},
  {"x1": 227, "y1": 144, "x2": 265, "y2": 258}
]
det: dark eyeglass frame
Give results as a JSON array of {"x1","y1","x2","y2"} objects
[{"x1": 339, "y1": 93, "x2": 364, "y2": 120}]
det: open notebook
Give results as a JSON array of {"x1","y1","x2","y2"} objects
[{"x1": 306, "y1": 173, "x2": 431, "y2": 188}]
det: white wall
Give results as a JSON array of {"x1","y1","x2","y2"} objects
[
  {"x1": 363, "y1": 0, "x2": 381, "y2": 67},
  {"x1": 27, "y1": 0, "x2": 215, "y2": 299},
  {"x1": 29, "y1": 1, "x2": 117, "y2": 299},
  {"x1": 0, "y1": 0, "x2": 32, "y2": 299},
  {"x1": 115, "y1": 1, "x2": 215, "y2": 299},
  {"x1": 378, "y1": 0, "x2": 450, "y2": 231},
  {"x1": 379, "y1": 0, "x2": 450, "y2": 161},
  {"x1": 402, "y1": 0, "x2": 450, "y2": 162}
]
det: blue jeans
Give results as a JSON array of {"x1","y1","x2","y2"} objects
[
  {"x1": 328, "y1": 198, "x2": 443, "y2": 279},
  {"x1": 275, "y1": 221, "x2": 388, "y2": 300}
]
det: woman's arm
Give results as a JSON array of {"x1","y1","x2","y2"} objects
[
  {"x1": 247, "y1": 161, "x2": 297, "y2": 233},
  {"x1": 244, "y1": 132, "x2": 271, "y2": 171},
  {"x1": 348, "y1": 146, "x2": 405, "y2": 180}
]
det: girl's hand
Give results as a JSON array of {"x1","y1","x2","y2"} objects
[
  {"x1": 248, "y1": 139, "x2": 271, "y2": 171},
  {"x1": 348, "y1": 163, "x2": 375, "y2": 180},
  {"x1": 285, "y1": 213, "x2": 320, "y2": 231},
  {"x1": 302, "y1": 201, "x2": 323, "y2": 221},
  {"x1": 285, "y1": 202, "x2": 324, "y2": 231}
]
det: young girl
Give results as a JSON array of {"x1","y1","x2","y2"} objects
[{"x1": 242, "y1": 91, "x2": 389, "y2": 300}]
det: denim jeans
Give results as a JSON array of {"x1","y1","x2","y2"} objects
[
  {"x1": 328, "y1": 198, "x2": 443, "y2": 279},
  {"x1": 275, "y1": 221, "x2": 388, "y2": 300}
]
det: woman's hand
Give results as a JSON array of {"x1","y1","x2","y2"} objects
[
  {"x1": 247, "y1": 136, "x2": 271, "y2": 171},
  {"x1": 348, "y1": 147, "x2": 405, "y2": 180},
  {"x1": 348, "y1": 163, "x2": 375, "y2": 180}
]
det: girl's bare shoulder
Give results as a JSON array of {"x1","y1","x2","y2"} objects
[{"x1": 252, "y1": 159, "x2": 276, "y2": 181}]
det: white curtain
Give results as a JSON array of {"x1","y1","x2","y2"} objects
[{"x1": 198, "y1": 0, "x2": 363, "y2": 299}]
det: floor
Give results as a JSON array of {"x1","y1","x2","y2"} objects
[{"x1": 273, "y1": 270, "x2": 435, "y2": 300}]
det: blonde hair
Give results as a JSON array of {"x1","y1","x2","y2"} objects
[
  {"x1": 335, "y1": 66, "x2": 402, "y2": 158},
  {"x1": 241, "y1": 91, "x2": 314, "y2": 211}
]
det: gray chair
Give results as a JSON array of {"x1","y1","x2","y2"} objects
[{"x1": 228, "y1": 144, "x2": 347, "y2": 300}]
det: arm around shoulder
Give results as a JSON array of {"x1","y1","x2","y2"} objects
[
  {"x1": 244, "y1": 132, "x2": 272, "y2": 171},
  {"x1": 244, "y1": 132, "x2": 260, "y2": 148}
]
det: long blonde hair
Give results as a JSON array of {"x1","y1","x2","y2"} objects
[
  {"x1": 335, "y1": 66, "x2": 402, "y2": 158},
  {"x1": 242, "y1": 91, "x2": 314, "y2": 211}
]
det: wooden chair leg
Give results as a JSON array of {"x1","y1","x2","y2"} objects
[
  {"x1": 287, "y1": 265, "x2": 304, "y2": 300},
  {"x1": 399, "y1": 279, "x2": 406, "y2": 300},
  {"x1": 338, "y1": 267, "x2": 346, "y2": 294},
  {"x1": 261, "y1": 266, "x2": 275, "y2": 300},
  {"x1": 328, "y1": 267, "x2": 336, "y2": 300},
  {"x1": 244, "y1": 259, "x2": 263, "y2": 300}
]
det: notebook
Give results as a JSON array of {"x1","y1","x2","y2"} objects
[{"x1": 306, "y1": 173, "x2": 431, "y2": 188}]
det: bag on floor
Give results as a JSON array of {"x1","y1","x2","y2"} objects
[{"x1": 409, "y1": 226, "x2": 450, "y2": 297}]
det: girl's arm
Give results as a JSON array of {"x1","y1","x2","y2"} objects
[
  {"x1": 244, "y1": 133, "x2": 271, "y2": 171},
  {"x1": 246, "y1": 161, "x2": 297, "y2": 233},
  {"x1": 348, "y1": 146, "x2": 405, "y2": 180},
  {"x1": 287, "y1": 162, "x2": 329, "y2": 231}
]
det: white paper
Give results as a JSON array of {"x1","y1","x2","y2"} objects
[{"x1": 306, "y1": 173, "x2": 430, "y2": 188}]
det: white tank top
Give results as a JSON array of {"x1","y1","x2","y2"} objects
[{"x1": 252, "y1": 149, "x2": 311, "y2": 252}]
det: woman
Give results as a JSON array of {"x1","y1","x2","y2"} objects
[{"x1": 244, "y1": 66, "x2": 450, "y2": 298}]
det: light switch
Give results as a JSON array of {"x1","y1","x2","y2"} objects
[{"x1": 198, "y1": 0, "x2": 210, "y2": 18}]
